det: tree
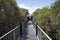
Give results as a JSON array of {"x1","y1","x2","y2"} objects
[
  {"x1": 0, "y1": 0, "x2": 29, "y2": 36},
  {"x1": 33, "y1": 0, "x2": 60, "y2": 40}
]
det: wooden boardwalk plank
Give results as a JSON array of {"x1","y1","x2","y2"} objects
[{"x1": 17, "y1": 21, "x2": 37, "y2": 40}]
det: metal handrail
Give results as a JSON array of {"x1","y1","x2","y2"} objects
[
  {"x1": 0, "y1": 25, "x2": 20, "y2": 39},
  {"x1": 37, "y1": 25, "x2": 52, "y2": 40}
]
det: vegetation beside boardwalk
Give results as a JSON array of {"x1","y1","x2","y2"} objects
[
  {"x1": 0, "y1": 0, "x2": 28, "y2": 36},
  {"x1": 33, "y1": 0, "x2": 60, "y2": 40}
]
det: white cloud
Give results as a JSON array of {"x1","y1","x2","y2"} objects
[{"x1": 17, "y1": 3, "x2": 39, "y2": 14}]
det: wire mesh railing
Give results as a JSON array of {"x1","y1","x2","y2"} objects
[
  {"x1": 0, "y1": 25, "x2": 20, "y2": 40},
  {"x1": 0, "y1": 21, "x2": 52, "y2": 40},
  {"x1": 37, "y1": 25, "x2": 52, "y2": 40},
  {"x1": 32, "y1": 21, "x2": 52, "y2": 40}
]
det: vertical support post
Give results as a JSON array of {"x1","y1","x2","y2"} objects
[
  {"x1": 20, "y1": 23, "x2": 22, "y2": 37},
  {"x1": 13, "y1": 31, "x2": 15, "y2": 40},
  {"x1": 36, "y1": 23, "x2": 38, "y2": 37}
]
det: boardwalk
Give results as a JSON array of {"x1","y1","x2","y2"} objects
[
  {"x1": 0, "y1": 20, "x2": 52, "y2": 40},
  {"x1": 17, "y1": 21, "x2": 37, "y2": 40}
]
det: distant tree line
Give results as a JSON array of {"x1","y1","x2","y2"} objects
[
  {"x1": 33, "y1": 0, "x2": 60, "y2": 40},
  {"x1": 0, "y1": 0, "x2": 28, "y2": 36}
]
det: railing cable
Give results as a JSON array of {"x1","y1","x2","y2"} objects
[
  {"x1": 37, "y1": 25, "x2": 52, "y2": 40},
  {"x1": 0, "y1": 25, "x2": 20, "y2": 39}
]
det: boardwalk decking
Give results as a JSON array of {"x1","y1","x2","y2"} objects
[{"x1": 17, "y1": 21, "x2": 37, "y2": 40}]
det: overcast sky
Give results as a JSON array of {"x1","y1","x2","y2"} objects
[{"x1": 16, "y1": 0, "x2": 56, "y2": 14}]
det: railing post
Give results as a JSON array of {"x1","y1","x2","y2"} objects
[
  {"x1": 36, "y1": 23, "x2": 38, "y2": 37},
  {"x1": 20, "y1": 23, "x2": 22, "y2": 37},
  {"x1": 36, "y1": 25, "x2": 37, "y2": 37},
  {"x1": 13, "y1": 31, "x2": 15, "y2": 40}
]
